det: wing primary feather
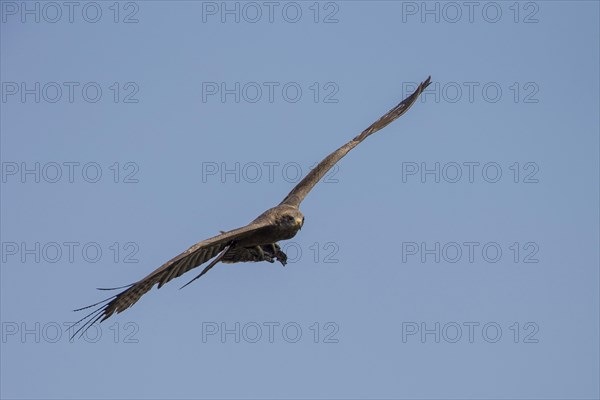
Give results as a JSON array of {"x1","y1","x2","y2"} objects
[
  {"x1": 69, "y1": 303, "x2": 110, "y2": 340},
  {"x1": 72, "y1": 293, "x2": 118, "y2": 312},
  {"x1": 75, "y1": 309, "x2": 106, "y2": 339},
  {"x1": 97, "y1": 283, "x2": 135, "y2": 291}
]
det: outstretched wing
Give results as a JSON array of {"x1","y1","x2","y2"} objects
[
  {"x1": 280, "y1": 76, "x2": 431, "y2": 208},
  {"x1": 71, "y1": 221, "x2": 272, "y2": 338}
]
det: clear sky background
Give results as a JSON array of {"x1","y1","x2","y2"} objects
[{"x1": 1, "y1": 1, "x2": 599, "y2": 399}]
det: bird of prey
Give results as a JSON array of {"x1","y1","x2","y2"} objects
[{"x1": 71, "y1": 76, "x2": 431, "y2": 338}]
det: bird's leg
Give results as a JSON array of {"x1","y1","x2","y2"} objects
[
  {"x1": 271, "y1": 243, "x2": 287, "y2": 266},
  {"x1": 253, "y1": 245, "x2": 273, "y2": 263},
  {"x1": 256, "y1": 244, "x2": 280, "y2": 264}
]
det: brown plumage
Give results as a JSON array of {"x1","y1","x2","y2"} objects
[{"x1": 71, "y1": 76, "x2": 431, "y2": 338}]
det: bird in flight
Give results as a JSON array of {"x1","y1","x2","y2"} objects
[{"x1": 71, "y1": 76, "x2": 432, "y2": 338}]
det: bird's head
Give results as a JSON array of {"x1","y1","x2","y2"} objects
[{"x1": 278, "y1": 208, "x2": 305, "y2": 230}]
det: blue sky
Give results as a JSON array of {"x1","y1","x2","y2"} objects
[{"x1": 1, "y1": 1, "x2": 599, "y2": 399}]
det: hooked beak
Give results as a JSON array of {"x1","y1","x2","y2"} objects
[{"x1": 295, "y1": 217, "x2": 304, "y2": 229}]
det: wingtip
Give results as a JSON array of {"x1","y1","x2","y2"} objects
[{"x1": 422, "y1": 76, "x2": 432, "y2": 89}]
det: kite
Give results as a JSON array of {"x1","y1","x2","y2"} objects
[{"x1": 71, "y1": 76, "x2": 431, "y2": 338}]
